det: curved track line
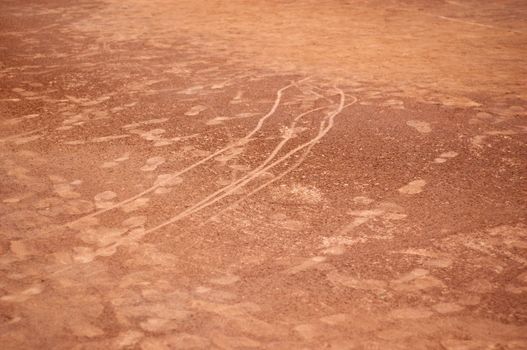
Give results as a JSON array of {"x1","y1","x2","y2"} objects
[
  {"x1": 175, "y1": 104, "x2": 330, "y2": 212},
  {"x1": 62, "y1": 79, "x2": 306, "y2": 228},
  {"x1": 141, "y1": 104, "x2": 332, "y2": 234},
  {"x1": 178, "y1": 90, "x2": 351, "y2": 219},
  {"x1": 139, "y1": 88, "x2": 349, "y2": 236},
  {"x1": 206, "y1": 97, "x2": 356, "y2": 222},
  {"x1": 205, "y1": 143, "x2": 316, "y2": 224}
]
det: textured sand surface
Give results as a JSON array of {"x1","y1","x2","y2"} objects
[{"x1": 1, "y1": 0, "x2": 526, "y2": 349}]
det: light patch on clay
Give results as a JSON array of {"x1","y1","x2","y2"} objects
[
  {"x1": 398, "y1": 179, "x2": 426, "y2": 194},
  {"x1": 406, "y1": 120, "x2": 432, "y2": 133},
  {"x1": 185, "y1": 105, "x2": 207, "y2": 116},
  {"x1": 140, "y1": 156, "x2": 165, "y2": 171}
]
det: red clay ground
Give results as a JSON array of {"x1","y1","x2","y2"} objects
[{"x1": 1, "y1": 1, "x2": 526, "y2": 349}]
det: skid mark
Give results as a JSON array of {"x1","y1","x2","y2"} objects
[
  {"x1": 60, "y1": 80, "x2": 301, "y2": 228},
  {"x1": 208, "y1": 144, "x2": 317, "y2": 221},
  {"x1": 1, "y1": 2, "x2": 527, "y2": 348},
  {"x1": 206, "y1": 102, "x2": 354, "y2": 221},
  {"x1": 139, "y1": 88, "x2": 351, "y2": 236}
]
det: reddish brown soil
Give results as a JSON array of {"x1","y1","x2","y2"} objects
[{"x1": 1, "y1": 1, "x2": 526, "y2": 349}]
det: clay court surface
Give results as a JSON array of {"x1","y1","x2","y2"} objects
[{"x1": 1, "y1": 0, "x2": 526, "y2": 348}]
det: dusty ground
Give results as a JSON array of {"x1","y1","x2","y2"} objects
[{"x1": 1, "y1": 0, "x2": 526, "y2": 349}]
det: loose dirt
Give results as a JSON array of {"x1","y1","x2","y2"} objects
[{"x1": 1, "y1": 1, "x2": 526, "y2": 349}]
